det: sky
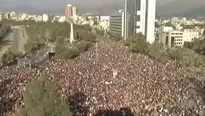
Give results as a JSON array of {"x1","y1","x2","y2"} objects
[{"x1": 0, "y1": 0, "x2": 124, "y2": 9}]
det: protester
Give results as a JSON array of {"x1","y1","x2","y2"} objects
[{"x1": 0, "y1": 39, "x2": 205, "y2": 116}]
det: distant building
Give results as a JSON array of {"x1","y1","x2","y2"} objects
[
  {"x1": 0, "y1": 13, "x2": 2, "y2": 21},
  {"x1": 72, "y1": 5, "x2": 77, "y2": 16},
  {"x1": 10, "y1": 12, "x2": 16, "y2": 18},
  {"x1": 109, "y1": 10, "x2": 125, "y2": 37},
  {"x1": 65, "y1": 4, "x2": 78, "y2": 19},
  {"x1": 171, "y1": 17, "x2": 179, "y2": 23},
  {"x1": 181, "y1": 17, "x2": 187, "y2": 23},
  {"x1": 159, "y1": 26, "x2": 199, "y2": 48},
  {"x1": 4, "y1": 12, "x2": 11, "y2": 19},
  {"x1": 99, "y1": 16, "x2": 110, "y2": 31},
  {"x1": 59, "y1": 16, "x2": 66, "y2": 22},
  {"x1": 125, "y1": 0, "x2": 156, "y2": 44},
  {"x1": 163, "y1": 30, "x2": 184, "y2": 48},
  {"x1": 183, "y1": 29, "x2": 199, "y2": 42},
  {"x1": 100, "y1": 16, "x2": 110, "y2": 21},
  {"x1": 42, "y1": 14, "x2": 49, "y2": 22}
]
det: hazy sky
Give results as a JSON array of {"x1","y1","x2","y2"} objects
[{"x1": 0, "y1": 0, "x2": 124, "y2": 8}]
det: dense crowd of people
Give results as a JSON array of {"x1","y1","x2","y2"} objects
[{"x1": 0, "y1": 38, "x2": 205, "y2": 116}]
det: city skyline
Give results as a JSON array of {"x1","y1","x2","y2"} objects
[{"x1": 0, "y1": 0, "x2": 205, "y2": 17}]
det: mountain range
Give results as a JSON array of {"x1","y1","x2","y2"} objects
[{"x1": 0, "y1": 0, "x2": 205, "y2": 18}]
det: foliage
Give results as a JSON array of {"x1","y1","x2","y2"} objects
[
  {"x1": 76, "y1": 41, "x2": 92, "y2": 53},
  {"x1": 179, "y1": 49, "x2": 196, "y2": 67},
  {"x1": 55, "y1": 37, "x2": 80, "y2": 59},
  {"x1": 155, "y1": 22, "x2": 160, "y2": 28},
  {"x1": 0, "y1": 23, "x2": 11, "y2": 39},
  {"x1": 148, "y1": 43, "x2": 169, "y2": 61},
  {"x1": 125, "y1": 33, "x2": 205, "y2": 67},
  {"x1": 17, "y1": 80, "x2": 72, "y2": 116},
  {"x1": 1, "y1": 48, "x2": 22, "y2": 66},
  {"x1": 108, "y1": 32, "x2": 122, "y2": 41},
  {"x1": 0, "y1": 20, "x2": 97, "y2": 57},
  {"x1": 24, "y1": 38, "x2": 42, "y2": 53},
  {"x1": 183, "y1": 41, "x2": 194, "y2": 49},
  {"x1": 184, "y1": 39, "x2": 205, "y2": 55},
  {"x1": 127, "y1": 33, "x2": 149, "y2": 54},
  {"x1": 168, "y1": 48, "x2": 185, "y2": 60},
  {"x1": 165, "y1": 21, "x2": 176, "y2": 30}
]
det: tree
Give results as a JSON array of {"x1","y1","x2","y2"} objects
[
  {"x1": 192, "y1": 39, "x2": 205, "y2": 55},
  {"x1": 55, "y1": 37, "x2": 65, "y2": 55},
  {"x1": 17, "y1": 80, "x2": 72, "y2": 116},
  {"x1": 165, "y1": 22, "x2": 176, "y2": 30},
  {"x1": 76, "y1": 41, "x2": 92, "y2": 52},
  {"x1": 194, "y1": 56, "x2": 205, "y2": 67},
  {"x1": 127, "y1": 33, "x2": 149, "y2": 54},
  {"x1": 1, "y1": 48, "x2": 16, "y2": 65},
  {"x1": 148, "y1": 43, "x2": 169, "y2": 61},
  {"x1": 55, "y1": 37, "x2": 80, "y2": 59},
  {"x1": 169, "y1": 48, "x2": 184, "y2": 61},
  {"x1": 184, "y1": 41, "x2": 194, "y2": 49}
]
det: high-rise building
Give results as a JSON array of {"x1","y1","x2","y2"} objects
[
  {"x1": 109, "y1": 10, "x2": 125, "y2": 37},
  {"x1": 65, "y1": 4, "x2": 78, "y2": 19},
  {"x1": 65, "y1": 4, "x2": 73, "y2": 19},
  {"x1": 72, "y1": 6, "x2": 77, "y2": 16},
  {"x1": 124, "y1": 0, "x2": 156, "y2": 44}
]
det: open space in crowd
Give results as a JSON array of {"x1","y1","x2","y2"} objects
[{"x1": 1, "y1": 38, "x2": 205, "y2": 116}]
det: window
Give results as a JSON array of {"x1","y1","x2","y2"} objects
[{"x1": 137, "y1": 15, "x2": 140, "y2": 21}]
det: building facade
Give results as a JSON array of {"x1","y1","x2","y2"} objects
[
  {"x1": 65, "y1": 4, "x2": 78, "y2": 19},
  {"x1": 125, "y1": 0, "x2": 156, "y2": 43},
  {"x1": 42, "y1": 14, "x2": 49, "y2": 22},
  {"x1": 159, "y1": 27, "x2": 199, "y2": 48},
  {"x1": 109, "y1": 10, "x2": 125, "y2": 37},
  {"x1": 72, "y1": 6, "x2": 77, "y2": 17}
]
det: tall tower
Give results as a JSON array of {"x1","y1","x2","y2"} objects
[
  {"x1": 70, "y1": 22, "x2": 74, "y2": 43},
  {"x1": 124, "y1": 0, "x2": 156, "y2": 44},
  {"x1": 65, "y1": 4, "x2": 73, "y2": 19},
  {"x1": 72, "y1": 6, "x2": 77, "y2": 17}
]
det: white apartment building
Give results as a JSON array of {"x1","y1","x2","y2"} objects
[
  {"x1": 99, "y1": 16, "x2": 110, "y2": 31},
  {"x1": 42, "y1": 14, "x2": 49, "y2": 22},
  {"x1": 0, "y1": 13, "x2": 2, "y2": 21},
  {"x1": 159, "y1": 27, "x2": 199, "y2": 48},
  {"x1": 59, "y1": 16, "x2": 66, "y2": 22},
  {"x1": 183, "y1": 29, "x2": 199, "y2": 42},
  {"x1": 125, "y1": 0, "x2": 156, "y2": 44},
  {"x1": 72, "y1": 6, "x2": 77, "y2": 16}
]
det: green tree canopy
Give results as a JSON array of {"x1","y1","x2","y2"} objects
[
  {"x1": 127, "y1": 33, "x2": 150, "y2": 54},
  {"x1": 17, "y1": 80, "x2": 72, "y2": 116}
]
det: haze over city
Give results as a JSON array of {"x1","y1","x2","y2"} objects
[{"x1": 1, "y1": 0, "x2": 205, "y2": 17}]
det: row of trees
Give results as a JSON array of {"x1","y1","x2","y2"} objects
[
  {"x1": 1, "y1": 48, "x2": 22, "y2": 66},
  {"x1": 0, "y1": 20, "x2": 98, "y2": 60},
  {"x1": 0, "y1": 23, "x2": 11, "y2": 40},
  {"x1": 126, "y1": 33, "x2": 205, "y2": 67},
  {"x1": 22, "y1": 21, "x2": 97, "y2": 58}
]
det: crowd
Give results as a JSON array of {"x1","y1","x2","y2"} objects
[
  {"x1": 0, "y1": 38, "x2": 205, "y2": 116},
  {"x1": 25, "y1": 45, "x2": 50, "y2": 64}
]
